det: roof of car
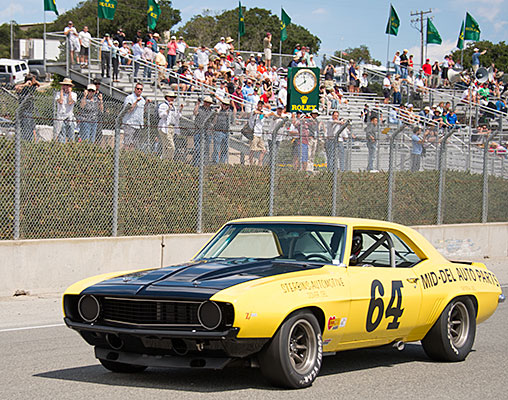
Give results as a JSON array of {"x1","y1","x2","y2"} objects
[{"x1": 0, "y1": 58, "x2": 28, "y2": 65}]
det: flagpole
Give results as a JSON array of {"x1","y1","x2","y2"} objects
[
  {"x1": 386, "y1": 34, "x2": 390, "y2": 72},
  {"x1": 238, "y1": 32, "x2": 240, "y2": 52},
  {"x1": 97, "y1": 16, "x2": 99, "y2": 38},
  {"x1": 280, "y1": 40, "x2": 282, "y2": 68}
]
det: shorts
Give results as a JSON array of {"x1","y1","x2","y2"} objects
[
  {"x1": 350, "y1": 79, "x2": 358, "y2": 87},
  {"x1": 80, "y1": 47, "x2": 89, "y2": 57},
  {"x1": 123, "y1": 125, "x2": 140, "y2": 146},
  {"x1": 250, "y1": 136, "x2": 266, "y2": 152},
  {"x1": 264, "y1": 48, "x2": 272, "y2": 61},
  {"x1": 383, "y1": 89, "x2": 391, "y2": 99},
  {"x1": 69, "y1": 40, "x2": 80, "y2": 52}
]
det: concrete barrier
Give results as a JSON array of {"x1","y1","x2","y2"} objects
[{"x1": 0, "y1": 222, "x2": 506, "y2": 297}]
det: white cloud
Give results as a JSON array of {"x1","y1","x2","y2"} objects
[
  {"x1": 0, "y1": 3, "x2": 22, "y2": 19},
  {"x1": 312, "y1": 8, "x2": 326, "y2": 15}
]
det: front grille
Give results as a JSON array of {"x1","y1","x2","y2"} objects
[{"x1": 101, "y1": 297, "x2": 201, "y2": 326}]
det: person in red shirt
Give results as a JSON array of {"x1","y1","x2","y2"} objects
[{"x1": 422, "y1": 59, "x2": 432, "y2": 85}]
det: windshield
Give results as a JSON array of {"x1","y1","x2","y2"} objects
[{"x1": 195, "y1": 223, "x2": 346, "y2": 264}]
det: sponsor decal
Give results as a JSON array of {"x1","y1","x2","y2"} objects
[
  {"x1": 420, "y1": 267, "x2": 500, "y2": 289},
  {"x1": 245, "y1": 312, "x2": 257, "y2": 320},
  {"x1": 328, "y1": 315, "x2": 339, "y2": 330},
  {"x1": 323, "y1": 338, "x2": 332, "y2": 346},
  {"x1": 281, "y1": 278, "x2": 344, "y2": 294}
]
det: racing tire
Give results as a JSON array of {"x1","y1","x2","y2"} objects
[
  {"x1": 421, "y1": 297, "x2": 476, "y2": 362},
  {"x1": 258, "y1": 310, "x2": 322, "y2": 389},
  {"x1": 99, "y1": 359, "x2": 147, "y2": 373}
]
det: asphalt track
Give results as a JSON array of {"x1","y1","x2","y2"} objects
[{"x1": 1, "y1": 259, "x2": 507, "y2": 400}]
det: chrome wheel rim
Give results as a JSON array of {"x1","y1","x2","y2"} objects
[
  {"x1": 287, "y1": 319, "x2": 317, "y2": 375},
  {"x1": 448, "y1": 302, "x2": 470, "y2": 348}
]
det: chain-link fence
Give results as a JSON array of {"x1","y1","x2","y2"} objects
[{"x1": 0, "y1": 88, "x2": 507, "y2": 240}]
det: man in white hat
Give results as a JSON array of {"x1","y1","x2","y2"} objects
[
  {"x1": 212, "y1": 98, "x2": 233, "y2": 164},
  {"x1": 79, "y1": 83, "x2": 103, "y2": 143},
  {"x1": 307, "y1": 109, "x2": 322, "y2": 170},
  {"x1": 176, "y1": 36, "x2": 188, "y2": 62},
  {"x1": 158, "y1": 91, "x2": 183, "y2": 159},
  {"x1": 155, "y1": 46, "x2": 168, "y2": 87},
  {"x1": 472, "y1": 48, "x2": 487, "y2": 74},
  {"x1": 64, "y1": 21, "x2": 80, "y2": 65},
  {"x1": 214, "y1": 37, "x2": 229, "y2": 56},
  {"x1": 193, "y1": 95, "x2": 214, "y2": 166},
  {"x1": 54, "y1": 78, "x2": 77, "y2": 142}
]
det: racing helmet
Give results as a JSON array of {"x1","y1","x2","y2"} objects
[{"x1": 351, "y1": 234, "x2": 363, "y2": 256}]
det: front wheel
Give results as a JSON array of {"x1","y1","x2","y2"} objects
[
  {"x1": 99, "y1": 358, "x2": 147, "y2": 373},
  {"x1": 258, "y1": 311, "x2": 322, "y2": 389},
  {"x1": 421, "y1": 297, "x2": 476, "y2": 362}
]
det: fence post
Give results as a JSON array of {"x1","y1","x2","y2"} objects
[
  {"x1": 269, "y1": 118, "x2": 286, "y2": 216},
  {"x1": 13, "y1": 98, "x2": 29, "y2": 240},
  {"x1": 482, "y1": 117, "x2": 501, "y2": 223},
  {"x1": 332, "y1": 121, "x2": 350, "y2": 216},
  {"x1": 197, "y1": 112, "x2": 215, "y2": 233},
  {"x1": 112, "y1": 105, "x2": 129, "y2": 236},
  {"x1": 376, "y1": 108, "x2": 381, "y2": 171},
  {"x1": 387, "y1": 125, "x2": 405, "y2": 222},
  {"x1": 437, "y1": 130, "x2": 454, "y2": 225}
]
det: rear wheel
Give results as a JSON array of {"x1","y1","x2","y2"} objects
[
  {"x1": 259, "y1": 311, "x2": 322, "y2": 389},
  {"x1": 421, "y1": 297, "x2": 476, "y2": 362},
  {"x1": 99, "y1": 359, "x2": 147, "y2": 373}
]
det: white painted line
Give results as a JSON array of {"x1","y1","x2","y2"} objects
[{"x1": 0, "y1": 323, "x2": 65, "y2": 333}]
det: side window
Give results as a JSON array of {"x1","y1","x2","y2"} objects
[
  {"x1": 388, "y1": 232, "x2": 421, "y2": 267},
  {"x1": 15, "y1": 64, "x2": 21, "y2": 72},
  {"x1": 22, "y1": 64, "x2": 28, "y2": 71},
  {"x1": 0, "y1": 66, "x2": 6, "y2": 73},
  {"x1": 351, "y1": 230, "x2": 421, "y2": 268}
]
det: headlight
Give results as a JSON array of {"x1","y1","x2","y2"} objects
[
  {"x1": 78, "y1": 295, "x2": 101, "y2": 323},
  {"x1": 198, "y1": 301, "x2": 222, "y2": 330}
]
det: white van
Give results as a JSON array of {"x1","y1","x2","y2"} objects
[{"x1": 0, "y1": 59, "x2": 29, "y2": 85}]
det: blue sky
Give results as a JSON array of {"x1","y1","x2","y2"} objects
[{"x1": 2, "y1": 0, "x2": 508, "y2": 64}]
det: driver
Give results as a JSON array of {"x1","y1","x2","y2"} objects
[{"x1": 350, "y1": 234, "x2": 363, "y2": 265}]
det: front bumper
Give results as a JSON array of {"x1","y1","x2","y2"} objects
[
  {"x1": 95, "y1": 347, "x2": 233, "y2": 369},
  {"x1": 64, "y1": 318, "x2": 238, "y2": 339}
]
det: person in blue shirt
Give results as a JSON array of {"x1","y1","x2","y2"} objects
[
  {"x1": 411, "y1": 126, "x2": 424, "y2": 172},
  {"x1": 446, "y1": 109, "x2": 458, "y2": 128},
  {"x1": 472, "y1": 48, "x2": 486, "y2": 74}
]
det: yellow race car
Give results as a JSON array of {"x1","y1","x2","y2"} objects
[{"x1": 63, "y1": 217, "x2": 504, "y2": 388}]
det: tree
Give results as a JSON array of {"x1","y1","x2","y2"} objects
[
  {"x1": 450, "y1": 40, "x2": 508, "y2": 73},
  {"x1": 322, "y1": 45, "x2": 381, "y2": 67},
  {"x1": 178, "y1": 7, "x2": 320, "y2": 54},
  {"x1": 19, "y1": 0, "x2": 181, "y2": 42}
]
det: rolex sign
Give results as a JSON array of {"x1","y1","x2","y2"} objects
[{"x1": 286, "y1": 67, "x2": 320, "y2": 113}]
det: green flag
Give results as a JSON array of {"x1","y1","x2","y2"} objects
[
  {"x1": 147, "y1": 0, "x2": 161, "y2": 31},
  {"x1": 464, "y1": 12, "x2": 480, "y2": 41},
  {"x1": 385, "y1": 5, "x2": 400, "y2": 36},
  {"x1": 426, "y1": 18, "x2": 442, "y2": 45},
  {"x1": 457, "y1": 21, "x2": 465, "y2": 50},
  {"x1": 280, "y1": 8, "x2": 291, "y2": 42},
  {"x1": 44, "y1": 0, "x2": 58, "y2": 15},
  {"x1": 98, "y1": 0, "x2": 117, "y2": 21},
  {"x1": 238, "y1": 2, "x2": 245, "y2": 37}
]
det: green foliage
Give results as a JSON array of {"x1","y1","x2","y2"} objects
[
  {"x1": 178, "y1": 7, "x2": 321, "y2": 54},
  {"x1": 0, "y1": 139, "x2": 506, "y2": 240},
  {"x1": 0, "y1": 23, "x2": 22, "y2": 58},
  {"x1": 450, "y1": 40, "x2": 508, "y2": 72},
  {"x1": 322, "y1": 45, "x2": 381, "y2": 67}
]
